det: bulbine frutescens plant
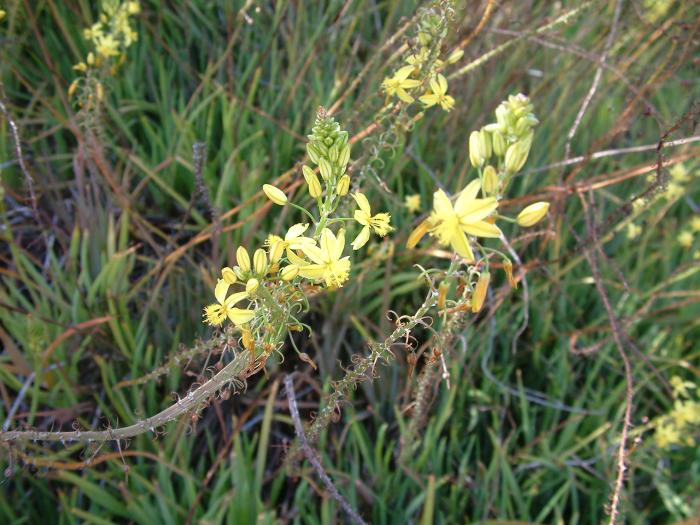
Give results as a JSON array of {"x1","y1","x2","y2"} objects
[
  {"x1": 68, "y1": 0, "x2": 140, "y2": 118},
  {"x1": 0, "y1": 109, "x2": 393, "y2": 445},
  {"x1": 285, "y1": 94, "x2": 550, "y2": 467},
  {"x1": 203, "y1": 108, "x2": 392, "y2": 361}
]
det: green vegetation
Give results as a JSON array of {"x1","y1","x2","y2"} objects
[{"x1": 1, "y1": 1, "x2": 699, "y2": 523}]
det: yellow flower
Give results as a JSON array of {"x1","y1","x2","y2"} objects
[
  {"x1": 665, "y1": 182, "x2": 683, "y2": 200},
  {"x1": 419, "y1": 74, "x2": 455, "y2": 111},
  {"x1": 95, "y1": 34, "x2": 120, "y2": 58},
  {"x1": 0, "y1": 10, "x2": 6, "y2": 21},
  {"x1": 429, "y1": 180, "x2": 501, "y2": 262},
  {"x1": 405, "y1": 194, "x2": 421, "y2": 214},
  {"x1": 336, "y1": 174, "x2": 350, "y2": 196},
  {"x1": 382, "y1": 65, "x2": 422, "y2": 103},
  {"x1": 626, "y1": 223, "x2": 642, "y2": 240},
  {"x1": 236, "y1": 246, "x2": 251, "y2": 273},
  {"x1": 297, "y1": 228, "x2": 351, "y2": 288},
  {"x1": 690, "y1": 216, "x2": 700, "y2": 232},
  {"x1": 262, "y1": 184, "x2": 288, "y2": 205},
  {"x1": 267, "y1": 223, "x2": 316, "y2": 263},
  {"x1": 203, "y1": 279, "x2": 254, "y2": 326},
  {"x1": 678, "y1": 230, "x2": 693, "y2": 247},
  {"x1": 670, "y1": 163, "x2": 689, "y2": 183},
  {"x1": 221, "y1": 267, "x2": 237, "y2": 284},
  {"x1": 302, "y1": 165, "x2": 323, "y2": 198},
  {"x1": 516, "y1": 202, "x2": 550, "y2": 227},
  {"x1": 351, "y1": 192, "x2": 393, "y2": 250}
]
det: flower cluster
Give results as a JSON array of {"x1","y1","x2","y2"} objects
[
  {"x1": 470, "y1": 94, "x2": 540, "y2": 183},
  {"x1": 68, "y1": 1, "x2": 140, "y2": 103},
  {"x1": 653, "y1": 376, "x2": 700, "y2": 448},
  {"x1": 406, "y1": 95, "x2": 547, "y2": 314},
  {"x1": 409, "y1": 95, "x2": 548, "y2": 262},
  {"x1": 203, "y1": 110, "x2": 393, "y2": 359},
  {"x1": 381, "y1": 8, "x2": 462, "y2": 111}
]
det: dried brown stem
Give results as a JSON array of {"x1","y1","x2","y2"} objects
[{"x1": 284, "y1": 375, "x2": 368, "y2": 525}]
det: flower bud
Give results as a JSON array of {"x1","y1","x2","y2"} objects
[
  {"x1": 318, "y1": 157, "x2": 332, "y2": 181},
  {"x1": 68, "y1": 80, "x2": 79, "y2": 98},
  {"x1": 328, "y1": 144, "x2": 339, "y2": 163},
  {"x1": 306, "y1": 142, "x2": 320, "y2": 164},
  {"x1": 491, "y1": 131, "x2": 506, "y2": 157},
  {"x1": 471, "y1": 271, "x2": 490, "y2": 313},
  {"x1": 446, "y1": 49, "x2": 464, "y2": 64},
  {"x1": 469, "y1": 131, "x2": 483, "y2": 168},
  {"x1": 336, "y1": 174, "x2": 350, "y2": 196},
  {"x1": 482, "y1": 165, "x2": 499, "y2": 195},
  {"x1": 503, "y1": 258, "x2": 517, "y2": 288},
  {"x1": 267, "y1": 235, "x2": 284, "y2": 264},
  {"x1": 437, "y1": 281, "x2": 450, "y2": 309},
  {"x1": 338, "y1": 144, "x2": 351, "y2": 169},
  {"x1": 280, "y1": 265, "x2": 299, "y2": 281},
  {"x1": 407, "y1": 218, "x2": 431, "y2": 249},
  {"x1": 262, "y1": 184, "x2": 287, "y2": 205},
  {"x1": 478, "y1": 129, "x2": 492, "y2": 161},
  {"x1": 241, "y1": 327, "x2": 255, "y2": 354},
  {"x1": 245, "y1": 278, "x2": 259, "y2": 295},
  {"x1": 253, "y1": 248, "x2": 268, "y2": 275},
  {"x1": 236, "y1": 246, "x2": 251, "y2": 273},
  {"x1": 302, "y1": 165, "x2": 322, "y2": 198},
  {"x1": 221, "y1": 267, "x2": 237, "y2": 284},
  {"x1": 504, "y1": 141, "x2": 529, "y2": 173},
  {"x1": 516, "y1": 202, "x2": 549, "y2": 227}
]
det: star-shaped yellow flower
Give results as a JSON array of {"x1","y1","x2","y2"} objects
[
  {"x1": 267, "y1": 223, "x2": 316, "y2": 263},
  {"x1": 351, "y1": 192, "x2": 393, "y2": 250},
  {"x1": 203, "y1": 279, "x2": 255, "y2": 326},
  {"x1": 296, "y1": 228, "x2": 351, "y2": 288},
  {"x1": 429, "y1": 180, "x2": 501, "y2": 261},
  {"x1": 419, "y1": 74, "x2": 455, "y2": 111},
  {"x1": 382, "y1": 65, "x2": 422, "y2": 103},
  {"x1": 405, "y1": 194, "x2": 421, "y2": 214}
]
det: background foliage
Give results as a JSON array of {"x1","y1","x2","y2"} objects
[{"x1": 1, "y1": 0, "x2": 699, "y2": 523}]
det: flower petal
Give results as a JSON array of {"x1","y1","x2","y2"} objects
[
  {"x1": 450, "y1": 230, "x2": 475, "y2": 261},
  {"x1": 454, "y1": 179, "x2": 481, "y2": 215},
  {"x1": 396, "y1": 89, "x2": 414, "y2": 103},
  {"x1": 224, "y1": 291, "x2": 248, "y2": 308},
  {"x1": 214, "y1": 279, "x2": 230, "y2": 304},
  {"x1": 419, "y1": 94, "x2": 438, "y2": 107},
  {"x1": 287, "y1": 249, "x2": 310, "y2": 267},
  {"x1": 394, "y1": 65, "x2": 414, "y2": 81},
  {"x1": 461, "y1": 220, "x2": 502, "y2": 238},
  {"x1": 300, "y1": 244, "x2": 326, "y2": 265},
  {"x1": 227, "y1": 308, "x2": 255, "y2": 325},
  {"x1": 352, "y1": 192, "x2": 371, "y2": 215},
  {"x1": 436, "y1": 74, "x2": 447, "y2": 95},
  {"x1": 334, "y1": 229, "x2": 346, "y2": 260},
  {"x1": 432, "y1": 189, "x2": 454, "y2": 216},
  {"x1": 286, "y1": 223, "x2": 309, "y2": 240},
  {"x1": 458, "y1": 197, "x2": 498, "y2": 223},
  {"x1": 351, "y1": 226, "x2": 371, "y2": 250},
  {"x1": 298, "y1": 264, "x2": 325, "y2": 280}
]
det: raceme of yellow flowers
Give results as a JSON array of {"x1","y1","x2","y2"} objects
[
  {"x1": 381, "y1": 8, "x2": 462, "y2": 111},
  {"x1": 203, "y1": 96, "x2": 550, "y2": 361},
  {"x1": 202, "y1": 110, "x2": 394, "y2": 359},
  {"x1": 68, "y1": 1, "x2": 140, "y2": 102},
  {"x1": 408, "y1": 94, "x2": 549, "y2": 263}
]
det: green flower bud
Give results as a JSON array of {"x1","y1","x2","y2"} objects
[
  {"x1": 253, "y1": 248, "x2": 268, "y2": 276},
  {"x1": 492, "y1": 130, "x2": 506, "y2": 157},
  {"x1": 336, "y1": 174, "x2": 350, "y2": 196},
  {"x1": 302, "y1": 165, "x2": 323, "y2": 198},
  {"x1": 482, "y1": 165, "x2": 499, "y2": 195},
  {"x1": 236, "y1": 246, "x2": 251, "y2": 273}
]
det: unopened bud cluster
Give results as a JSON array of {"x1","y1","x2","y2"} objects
[
  {"x1": 303, "y1": 111, "x2": 351, "y2": 200},
  {"x1": 470, "y1": 93, "x2": 539, "y2": 183}
]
